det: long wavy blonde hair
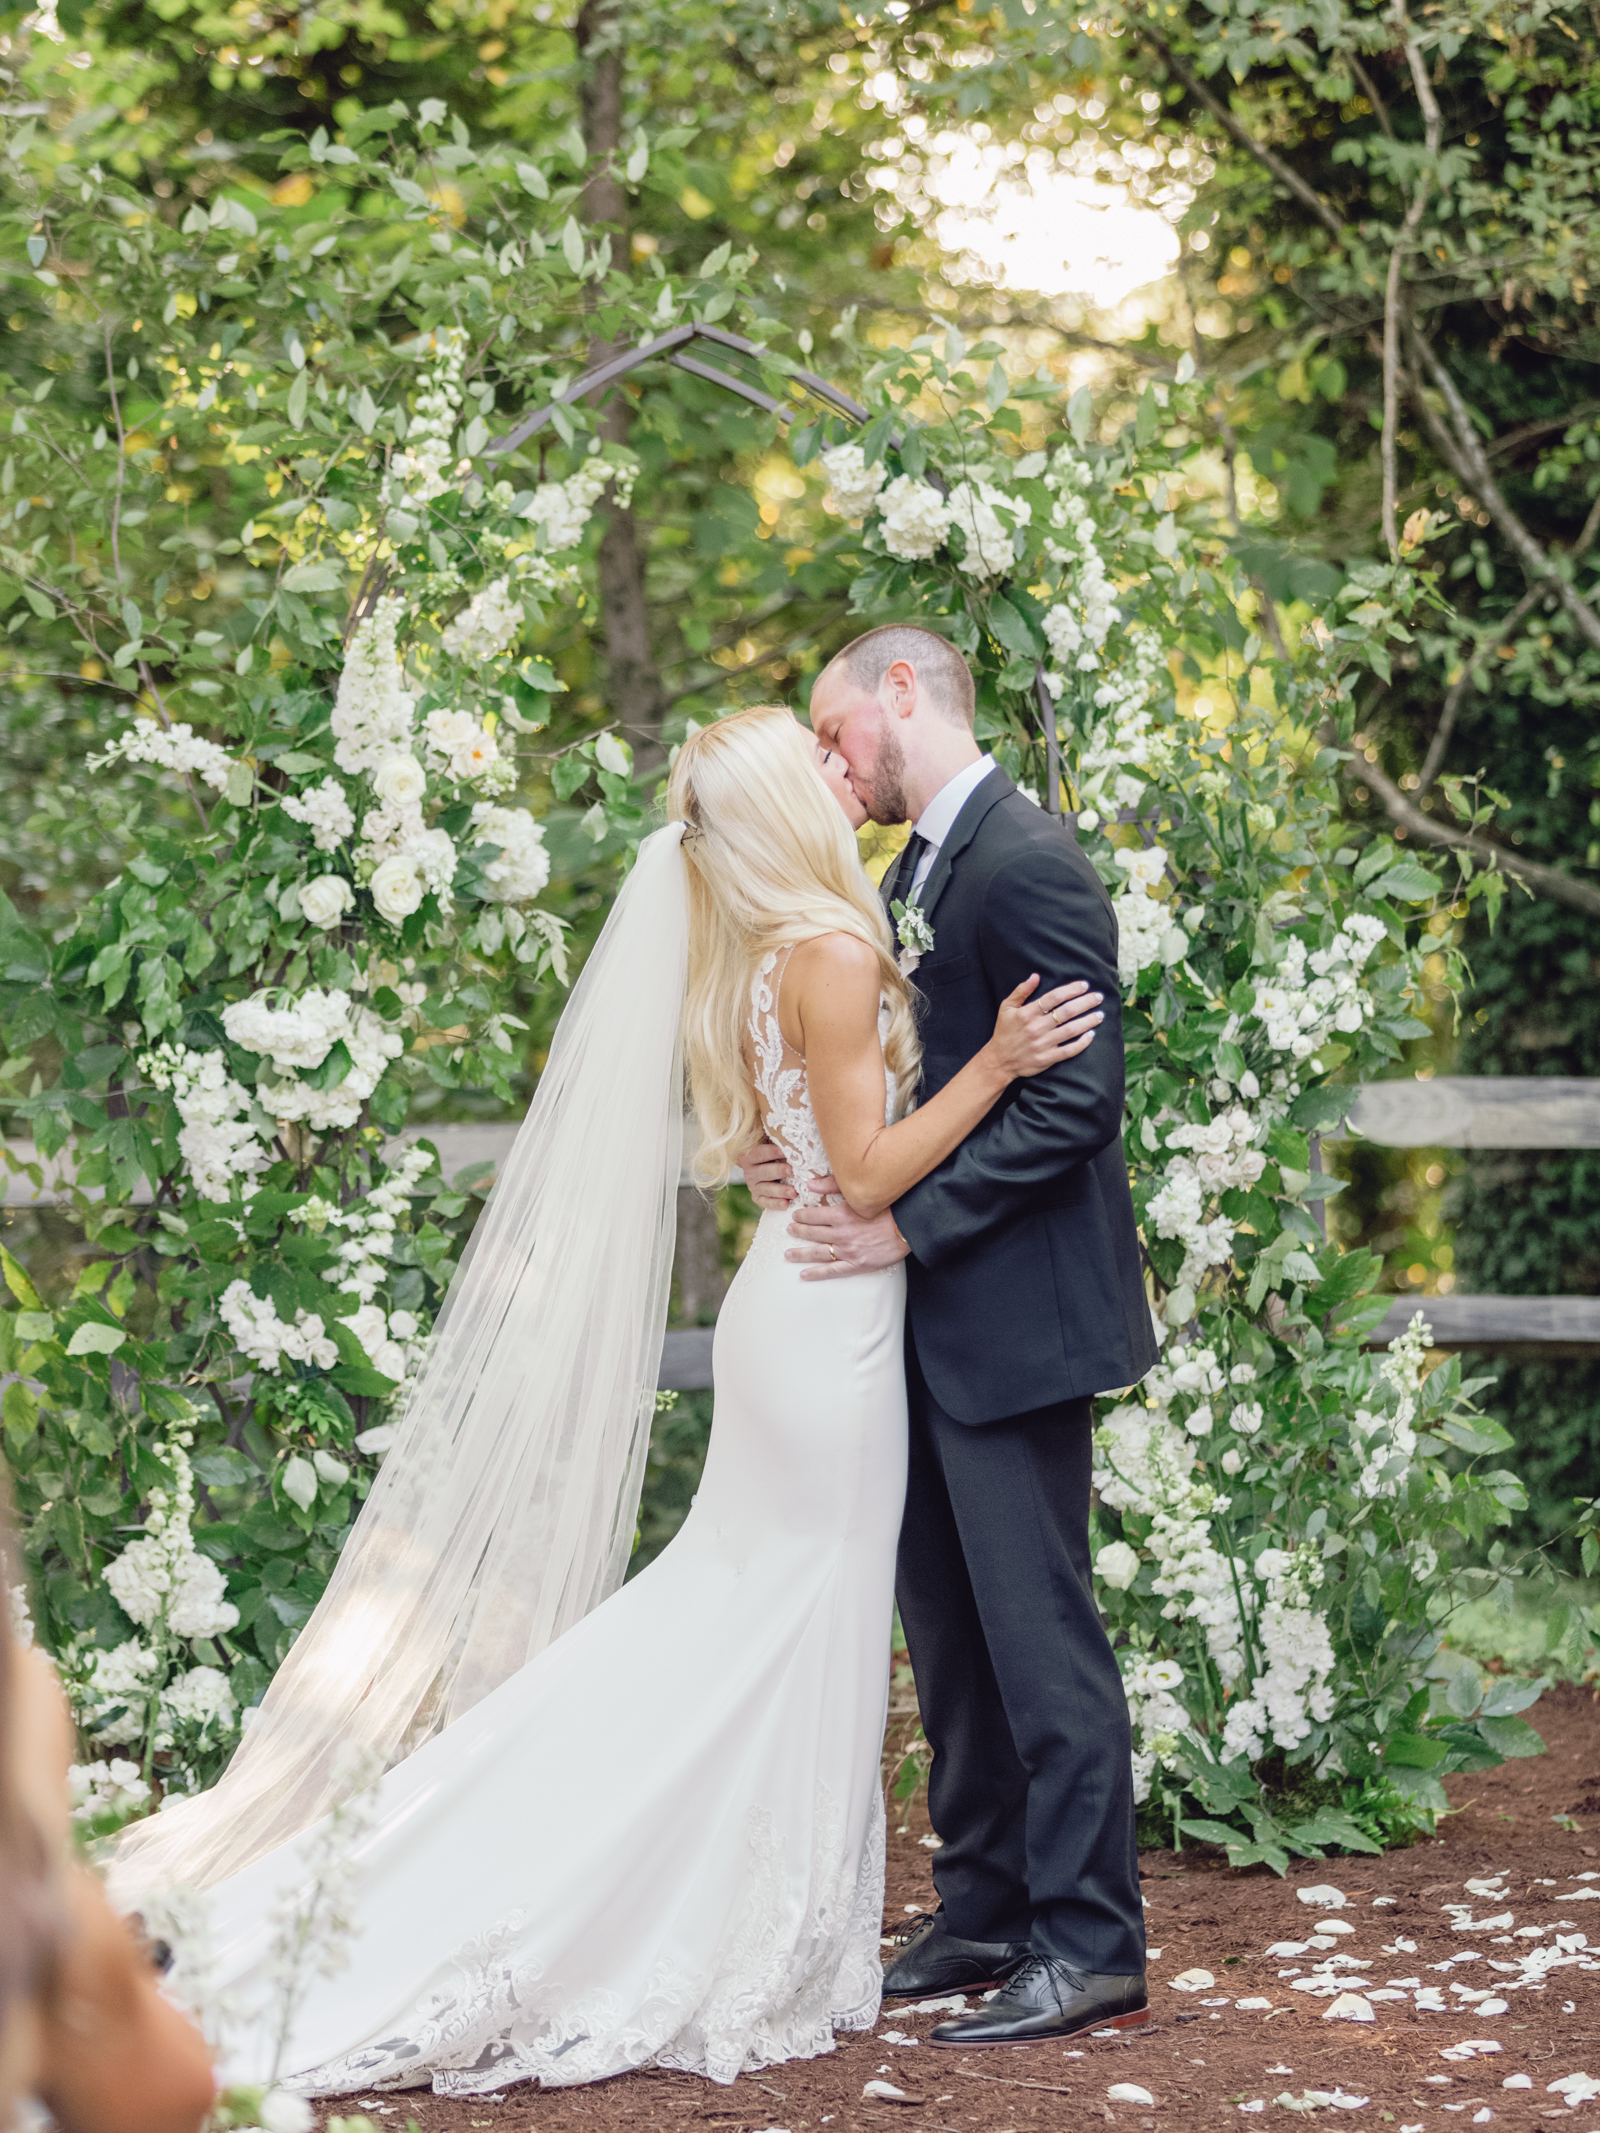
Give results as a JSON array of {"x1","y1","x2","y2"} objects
[{"x1": 667, "y1": 704, "x2": 920, "y2": 1186}]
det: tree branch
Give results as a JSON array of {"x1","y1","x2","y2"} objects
[
  {"x1": 1381, "y1": 1, "x2": 1441, "y2": 561},
  {"x1": 1414, "y1": 581, "x2": 1543, "y2": 798},
  {"x1": 1133, "y1": 18, "x2": 1346, "y2": 241},
  {"x1": 1402, "y1": 318, "x2": 1600, "y2": 657},
  {"x1": 1349, "y1": 748, "x2": 1600, "y2": 918}
]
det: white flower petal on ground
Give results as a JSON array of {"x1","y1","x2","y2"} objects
[
  {"x1": 1239, "y1": 2104, "x2": 1266, "y2": 2115},
  {"x1": 1503, "y1": 2076, "x2": 1533, "y2": 2089},
  {"x1": 1108, "y1": 2085, "x2": 1155, "y2": 2106},
  {"x1": 878, "y1": 2031, "x2": 919, "y2": 2046},
  {"x1": 1323, "y1": 1993, "x2": 1375, "y2": 2022},
  {"x1": 1171, "y1": 1968, "x2": 1215, "y2": 1992},
  {"x1": 862, "y1": 2081, "x2": 912, "y2": 2102},
  {"x1": 892, "y1": 1995, "x2": 968, "y2": 2016},
  {"x1": 1298, "y1": 1884, "x2": 1349, "y2": 1908},
  {"x1": 1235, "y1": 1997, "x2": 1274, "y2": 2010}
]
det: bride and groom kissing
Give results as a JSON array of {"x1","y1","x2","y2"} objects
[{"x1": 111, "y1": 623, "x2": 1160, "y2": 2095}]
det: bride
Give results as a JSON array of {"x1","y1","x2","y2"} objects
[{"x1": 109, "y1": 704, "x2": 1099, "y2": 2096}]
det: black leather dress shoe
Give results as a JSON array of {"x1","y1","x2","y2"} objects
[
  {"x1": 929, "y1": 1956, "x2": 1148, "y2": 2046},
  {"x1": 881, "y1": 1909, "x2": 1032, "y2": 2000}
]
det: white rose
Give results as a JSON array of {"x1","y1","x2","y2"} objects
[
  {"x1": 298, "y1": 874, "x2": 355, "y2": 929},
  {"x1": 259, "y1": 2092, "x2": 315, "y2": 2133},
  {"x1": 370, "y1": 853, "x2": 425, "y2": 924},
  {"x1": 373, "y1": 753, "x2": 427, "y2": 807},
  {"x1": 1096, "y1": 1540, "x2": 1142, "y2": 1591}
]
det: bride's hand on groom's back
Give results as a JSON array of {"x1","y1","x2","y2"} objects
[
  {"x1": 987, "y1": 977, "x2": 1103, "y2": 1083},
  {"x1": 738, "y1": 1137, "x2": 838, "y2": 1211}
]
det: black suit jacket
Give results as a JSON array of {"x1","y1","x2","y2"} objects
[{"x1": 886, "y1": 767, "x2": 1159, "y2": 1424}]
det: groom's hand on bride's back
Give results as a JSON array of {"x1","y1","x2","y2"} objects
[{"x1": 785, "y1": 1200, "x2": 910, "y2": 1281}]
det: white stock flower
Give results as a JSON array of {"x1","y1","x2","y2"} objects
[
  {"x1": 522, "y1": 455, "x2": 613, "y2": 552},
  {"x1": 100, "y1": 1439, "x2": 240, "y2": 1651},
  {"x1": 878, "y1": 474, "x2": 953, "y2": 560},
  {"x1": 281, "y1": 776, "x2": 356, "y2": 851},
  {"x1": 820, "y1": 441, "x2": 886, "y2": 520},
  {"x1": 1096, "y1": 1540, "x2": 1142, "y2": 1590},
  {"x1": 66, "y1": 1757, "x2": 151, "y2": 1821},
  {"x1": 157, "y1": 1664, "x2": 236, "y2": 1741},
  {"x1": 370, "y1": 853, "x2": 425, "y2": 924},
  {"x1": 221, "y1": 1280, "x2": 340, "y2": 1373},
  {"x1": 389, "y1": 326, "x2": 468, "y2": 505},
  {"x1": 332, "y1": 595, "x2": 417, "y2": 774},
  {"x1": 91, "y1": 719, "x2": 236, "y2": 792},
  {"x1": 422, "y1": 707, "x2": 502, "y2": 785},
  {"x1": 298, "y1": 874, "x2": 355, "y2": 929},
  {"x1": 441, "y1": 576, "x2": 522, "y2": 662},
  {"x1": 472, "y1": 804, "x2": 551, "y2": 901},
  {"x1": 372, "y1": 753, "x2": 427, "y2": 807}
]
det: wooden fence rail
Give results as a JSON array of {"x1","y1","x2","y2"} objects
[{"x1": 7, "y1": 1075, "x2": 1597, "y2": 1389}]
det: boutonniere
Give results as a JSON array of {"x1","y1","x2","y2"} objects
[{"x1": 891, "y1": 896, "x2": 935, "y2": 977}]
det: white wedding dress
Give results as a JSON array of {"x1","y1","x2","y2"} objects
[{"x1": 182, "y1": 948, "x2": 908, "y2": 2096}]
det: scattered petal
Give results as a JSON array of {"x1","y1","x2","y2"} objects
[
  {"x1": 1298, "y1": 1885, "x2": 1349, "y2": 1909},
  {"x1": 1239, "y1": 2104, "x2": 1266, "y2": 2115},
  {"x1": 1172, "y1": 1968, "x2": 1217, "y2": 1992},
  {"x1": 862, "y1": 2081, "x2": 914, "y2": 2103},
  {"x1": 1503, "y1": 2076, "x2": 1533, "y2": 2089},
  {"x1": 879, "y1": 2032, "x2": 919, "y2": 2046},
  {"x1": 1108, "y1": 2084, "x2": 1155, "y2": 2106},
  {"x1": 1235, "y1": 1998, "x2": 1274, "y2": 2010},
  {"x1": 1324, "y1": 1995, "x2": 1375, "y2": 2023},
  {"x1": 893, "y1": 1995, "x2": 969, "y2": 2017}
]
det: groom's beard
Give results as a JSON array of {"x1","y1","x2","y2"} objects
[{"x1": 856, "y1": 723, "x2": 909, "y2": 826}]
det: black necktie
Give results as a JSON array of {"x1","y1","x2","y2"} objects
[{"x1": 895, "y1": 831, "x2": 931, "y2": 906}]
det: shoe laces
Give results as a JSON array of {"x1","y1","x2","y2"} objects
[
  {"x1": 886, "y1": 1910, "x2": 938, "y2": 1949},
  {"x1": 1004, "y1": 1954, "x2": 1090, "y2": 2008}
]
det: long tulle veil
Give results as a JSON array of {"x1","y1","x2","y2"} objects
[{"x1": 112, "y1": 823, "x2": 690, "y2": 1898}]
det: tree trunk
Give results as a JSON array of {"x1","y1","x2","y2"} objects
[
  {"x1": 674, "y1": 1185, "x2": 727, "y2": 1326},
  {"x1": 574, "y1": 0, "x2": 669, "y2": 771}
]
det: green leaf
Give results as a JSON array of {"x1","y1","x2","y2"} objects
[
  {"x1": 0, "y1": 1244, "x2": 43, "y2": 1310},
  {"x1": 1367, "y1": 862, "x2": 1442, "y2": 903},
  {"x1": 281, "y1": 560, "x2": 344, "y2": 592},
  {"x1": 1475, "y1": 1715, "x2": 1546, "y2": 1760},
  {"x1": 561, "y1": 217, "x2": 585, "y2": 275},
  {"x1": 985, "y1": 594, "x2": 1040, "y2": 660},
  {"x1": 1176, "y1": 1816, "x2": 1245, "y2": 1849},
  {"x1": 331, "y1": 1362, "x2": 400, "y2": 1397},
  {"x1": 287, "y1": 370, "x2": 310, "y2": 429},
  {"x1": 515, "y1": 162, "x2": 549, "y2": 200},
  {"x1": 191, "y1": 1445, "x2": 258, "y2": 1487},
  {"x1": 2, "y1": 1379, "x2": 39, "y2": 1442},
  {"x1": 1384, "y1": 1732, "x2": 1450, "y2": 1769},
  {"x1": 1285, "y1": 1809, "x2": 1383, "y2": 1856},
  {"x1": 16, "y1": 1310, "x2": 54, "y2": 1343},
  {"x1": 65, "y1": 1320, "x2": 127, "y2": 1356}
]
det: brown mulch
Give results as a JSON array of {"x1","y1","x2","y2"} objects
[{"x1": 316, "y1": 1684, "x2": 1600, "y2": 2133}]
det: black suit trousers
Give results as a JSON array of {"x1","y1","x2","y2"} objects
[{"x1": 895, "y1": 1336, "x2": 1145, "y2": 1974}]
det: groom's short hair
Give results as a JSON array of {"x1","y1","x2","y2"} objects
[{"x1": 827, "y1": 625, "x2": 976, "y2": 729}]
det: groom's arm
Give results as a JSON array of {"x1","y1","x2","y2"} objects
[{"x1": 891, "y1": 845, "x2": 1124, "y2": 1271}]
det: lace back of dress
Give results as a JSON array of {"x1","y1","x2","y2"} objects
[{"x1": 748, "y1": 949, "x2": 830, "y2": 1207}]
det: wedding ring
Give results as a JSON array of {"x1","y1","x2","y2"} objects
[{"x1": 828, "y1": 1245, "x2": 838, "y2": 1262}]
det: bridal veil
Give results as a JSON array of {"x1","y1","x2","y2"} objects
[{"x1": 113, "y1": 823, "x2": 690, "y2": 1897}]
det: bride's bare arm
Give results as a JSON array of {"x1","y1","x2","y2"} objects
[{"x1": 786, "y1": 934, "x2": 1101, "y2": 1223}]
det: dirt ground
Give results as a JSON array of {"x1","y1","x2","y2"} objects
[{"x1": 319, "y1": 1683, "x2": 1600, "y2": 2133}]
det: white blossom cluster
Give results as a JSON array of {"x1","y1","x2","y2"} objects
[
  {"x1": 471, "y1": 803, "x2": 552, "y2": 901},
  {"x1": 521, "y1": 452, "x2": 620, "y2": 552},
  {"x1": 1122, "y1": 1656, "x2": 1190, "y2": 1803},
  {"x1": 1220, "y1": 1547, "x2": 1337, "y2": 1760},
  {"x1": 281, "y1": 776, "x2": 356, "y2": 852},
  {"x1": 1041, "y1": 458, "x2": 1116, "y2": 670},
  {"x1": 1251, "y1": 916, "x2": 1389, "y2": 1059},
  {"x1": 422, "y1": 707, "x2": 506, "y2": 789},
  {"x1": 389, "y1": 327, "x2": 468, "y2": 505},
  {"x1": 222, "y1": 988, "x2": 404, "y2": 1133},
  {"x1": 331, "y1": 596, "x2": 418, "y2": 775},
  {"x1": 140, "y1": 1043, "x2": 269, "y2": 1203},
  {"x1": 441, "y1": 575, "x2": 523, "y2": 662},
  {"x1": 92, "y1": 719, "x2": 236, "y2": 791},
  {"x1": 1111, "y1": 843, "x2": 1186, "y2": 990},
  {"x1": 103, "y1": 1439, "x2": 239, "y2": 1643},
  {"x1": 1350, "y1": 1310, "x2": 1433, "y2": 1499},
  {"x1": 947, "y1": 478, "x2": 1029, "y2": 579},
  {"x1": 301, "y1": 1140, "x2": 437, "y2": 1305},
  {"x1": 66, "y1": 1756, "x2": 151, "y2": 1821},
  {"x1": 1146, "y1": 1108, "x2": 1268, "y2": 1290},
  {"x1": 220, "y1": 1280, "x2": 340, "y2": 1372},
  {"x1": 878, "y1": 474, "x2": 954, "y2": 560},
  {"x1": 819, "y1": 441, "x2": 885, "y2": 520},
  {"x1": 1072, "y1": 633, "x2": 1174, "y2": 826}
]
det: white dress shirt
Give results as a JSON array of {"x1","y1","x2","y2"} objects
[{"x1": 908, "y1": 753, "x2": 995, "y2": 898}]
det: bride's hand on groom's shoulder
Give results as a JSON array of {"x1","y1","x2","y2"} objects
[
  {"x1": 785, "y1": 1201, "x2": 910, "y2": 1281},
  {"x1": 739, "y1": 1137, "x2": 804, "y2": 1211}
]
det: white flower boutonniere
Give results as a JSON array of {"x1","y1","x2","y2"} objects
[{"x1": 891, "y1": 897, "x2": 935, "y2": 977}]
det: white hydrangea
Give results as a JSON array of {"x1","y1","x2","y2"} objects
[
  {"x1": 471, "y1": 804, "x2": 551, "y2": 901},
  {"x1": 877, "y1": 474, "x2": 954, "y2": 561},
  {"x1": 157, "y1": 1663, "x2": 236, "y2": 1744},
  {"x1": 820, "y1": 441, "x2": 886, "y2": 520},
  {"x1": 389, "y1": 326, "x2": 468, "y2": 505},
  {"x1": 220, "y1": 1280, "x2": 340, "y2": 1373},
  {"x1": 1165, "y1": 1109, "x2": 1269, "y2": 1193},
  {"x1": 139, "y1": 1043, "x2": 268, "y2": 1203},
  {"x1": 91, "y1": 719, "x2": 237, "y2": 792},
  {"x1": 222, "y1": 988, "x2": 352, "y2": 1073},
  {"x1": 66, "y1": 1757, "x2": 151, "y2": 1821},
  {"x1": 521, "y1": 454, "x2": 615, "y2": 552},
  {"x1": 281, "y1": 776, "x2": 356, "y2": 851},
  {"x1": 441, "y1": 576, "x2": 523, "y2": 662},
  {"x1": 946, "y1": 478, "x2": 1028, "y2": 579},
  {"x1": 331, "y1": 595, "x2": 417, "y2": 775},
  {"x1": 227, "y1": 990, "x2": 403, "y2": 1135}
]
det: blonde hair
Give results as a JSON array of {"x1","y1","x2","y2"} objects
[{"x1": 667, "y1": 705, "x2": 920, "y2": 1185}]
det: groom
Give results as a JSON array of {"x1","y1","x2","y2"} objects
[{"x1": 742, "y1": 624, "x2": 1158, "y2": 2049}]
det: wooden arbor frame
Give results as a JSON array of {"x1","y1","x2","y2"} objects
[{"x1": 485, "y1": 320, "x2": 1066, "y2": 815}]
